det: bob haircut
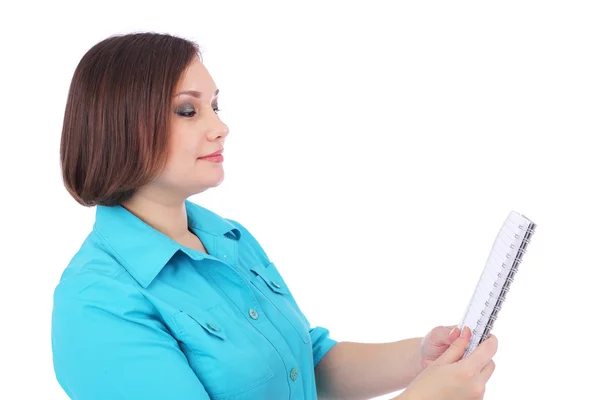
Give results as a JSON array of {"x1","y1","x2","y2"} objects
[{"x1": 60, "y1": 32, "x2": 201, "y2": 206}]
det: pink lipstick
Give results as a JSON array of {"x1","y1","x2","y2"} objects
[{"x1": 198, "y1": 149, "x2": 224, "y2": 163}]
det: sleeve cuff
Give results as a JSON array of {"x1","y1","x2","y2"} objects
[{"x1": 310, "y1": 326, "x2": 338, "y2": 368}]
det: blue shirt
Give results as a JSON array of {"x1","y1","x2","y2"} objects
[{"x1": 51, "y1": 200, "x2": 337, "y2": 399}]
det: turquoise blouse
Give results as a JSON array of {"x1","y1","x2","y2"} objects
[{"x1": 51, "y1": 201, "x2": 337, "y2": 399}]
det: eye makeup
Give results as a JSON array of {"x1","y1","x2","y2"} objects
[
  {"x1": 174, "y1": 103, "x2": 197, "y2": 117},
  {"x1": 174, "y1": 102, "x2": 221, "y2": 117}
]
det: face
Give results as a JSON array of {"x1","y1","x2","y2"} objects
[{"x1": 150, "y1": 57, "x2": 229, "y2": 200}]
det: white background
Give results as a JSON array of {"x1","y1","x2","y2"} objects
[{"x1": 1, "y1": 1, "x2": 598, "y2": 399}]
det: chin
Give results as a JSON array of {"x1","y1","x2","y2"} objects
[{"x1": 192, "y1": 175, "x2": 225, "y2": 193}]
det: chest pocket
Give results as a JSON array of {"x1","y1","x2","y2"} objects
[
  {"x1": 171, "y1": 305, "x2": 275, "y2": 399},
  {"x1": 249, "y1": 262, "x2": 311, "y2": 344}
]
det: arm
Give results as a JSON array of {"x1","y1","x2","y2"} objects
[
  {"x1": 315, "y1": 338, "x2": 425, "y2": 400},
  {"x1": 51, "y1": 277, "x2": 210, "y2": 400}
]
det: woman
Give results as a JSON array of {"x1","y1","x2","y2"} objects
[{"x1": 52, "y1": 32, "x2": 498, "y2": 400}]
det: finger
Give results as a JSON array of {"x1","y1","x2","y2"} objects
[
  {"x1": 430, "y1": 325, "x2": 458, "y2": 345},
  {"x1": 462, "y1": 334, "x2": 498, "y2": 371},
  {"x1": 434, "y1": 326, "x2": 471, "y2": 365},
  {"x1": 480, "y1": 359, "x2": 496, "y2": 382},
  {"x1": 445, "y1": 325, "x2": 461, "y2": 343}
]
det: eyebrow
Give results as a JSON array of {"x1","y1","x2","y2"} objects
[{"x1": 174, "y1": 89, "x2": 219, "y2": 98}]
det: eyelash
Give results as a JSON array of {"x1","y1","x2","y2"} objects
[{"x1": 175, "y1": 105, "x2": 221, "y2": 118}]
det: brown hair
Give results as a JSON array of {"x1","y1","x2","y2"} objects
[{"x1": 60, "y1": 32, "x2": 201, "y2": 206}]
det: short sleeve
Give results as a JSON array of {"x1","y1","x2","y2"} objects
[
  {"x1": 51, "y1": 275, "x2": 211, "y2": 400},
  {"x1": 310, "y1": 326, "x2": 339, "y2": 367}
]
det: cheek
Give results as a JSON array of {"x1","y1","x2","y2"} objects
[
  {"x1": 158, "y1": 149, "x2": 192, "y2": 183},
  {"x1": 167, "y1": 132, "x2": 200, "y2": 162}
]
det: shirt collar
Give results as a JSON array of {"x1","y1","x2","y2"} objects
[{"x1": 93, "y1": 200, "x2": 241, "y2": 288}]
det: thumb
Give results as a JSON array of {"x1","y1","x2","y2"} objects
[{"x1": 434, "y1": 326, "x2": 471, "y2": 365}]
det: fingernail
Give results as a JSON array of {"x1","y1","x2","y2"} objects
[
  {"x1": 460, "y1": 327, "x2": 467, "y2": 337},
  {"x1": 448, "y1": 327, "x2": 457, "y2": 337}
]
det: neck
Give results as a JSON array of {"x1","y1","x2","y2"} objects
[{"x1": 121, "y1": 188, "x2": 190, "y2": 242}]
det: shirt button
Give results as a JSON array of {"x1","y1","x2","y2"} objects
[
  {"x1": 223, "y1": 254, "x2": 227, "y2": 258},
  {"x1": 249, "y1": 309, "x2": 259, "y2": 320},
  {"x1": 271, "y1": 281, "x2": 281, "y2": 288},
  {"x1": 290, "y1": 368, "x2": 299, "y2": 381},
  {"x1": 207, "y1": 323, "x2": 219, "y2": 332}
]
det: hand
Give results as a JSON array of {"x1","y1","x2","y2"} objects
[
  {"x1": 401, "y1": 327, "x2": 498, "y2": 400},
  {"x1": 420, "y1": 324, "x2": 461, "y2": 368}
]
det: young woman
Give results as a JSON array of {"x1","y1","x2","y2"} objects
[{"x1": 52, "y1": 32, "x2": 498, "y2": 400}]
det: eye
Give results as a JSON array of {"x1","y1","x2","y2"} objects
[
  {"x1": 213, "y1": 104, "x2": 221, "y2": 114},
  {"x1": 174, "y1": 103, "x2": 197, "y2": 117}
]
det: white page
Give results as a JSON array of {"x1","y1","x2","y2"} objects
[{"x1": 458, "y1": 211, "x2": 535, "y2": 357}]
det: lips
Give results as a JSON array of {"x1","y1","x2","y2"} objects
[
  {"x1": 198, "y1": 149, "x2": 223, "y2": 159},
  {"x1": 197, "y1": 148, "x2": 224, "y2": 163}
]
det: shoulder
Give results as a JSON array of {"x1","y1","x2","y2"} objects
[
  {"x1": 224, "y1": 217, "x2": 272, "y2": 261},
  {"x1": 223, "y1": 217, "x2": 250, "y2": 235},
  {"x1": 53, "y1": 231, "x2": 142, "y2": 315},
  {"x1": 189, "y1": 202, "x2": 273, "y2": 266},
  {"x1": 186, "y1": 201, "x2": 268, "y2": 255},
  {"x1": 56, "y1": 231, "x2": 127, "y2": 283}
]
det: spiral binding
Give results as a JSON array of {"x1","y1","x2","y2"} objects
[{"x1": 475, "y1": 218, "x2": 536, "y2": 344}]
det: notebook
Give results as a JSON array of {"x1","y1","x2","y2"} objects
[{"x1": 458, "y1": 211, "x2": 536, "y2": 358}]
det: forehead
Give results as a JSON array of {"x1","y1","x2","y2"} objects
[{"x1": 176, "y1": 57, "x2": 217, "y2": 93}]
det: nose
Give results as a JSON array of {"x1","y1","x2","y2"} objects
[{"x1": 207, "y1": 118, "x2": 229, "y2": 141}]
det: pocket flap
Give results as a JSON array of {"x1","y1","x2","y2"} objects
[
  {"x1": 250, "y1": 263, "x2": 289, "y2": 295},
  {"x1": 175, "y1": 307, "x2": 227, "y2": 340}
]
